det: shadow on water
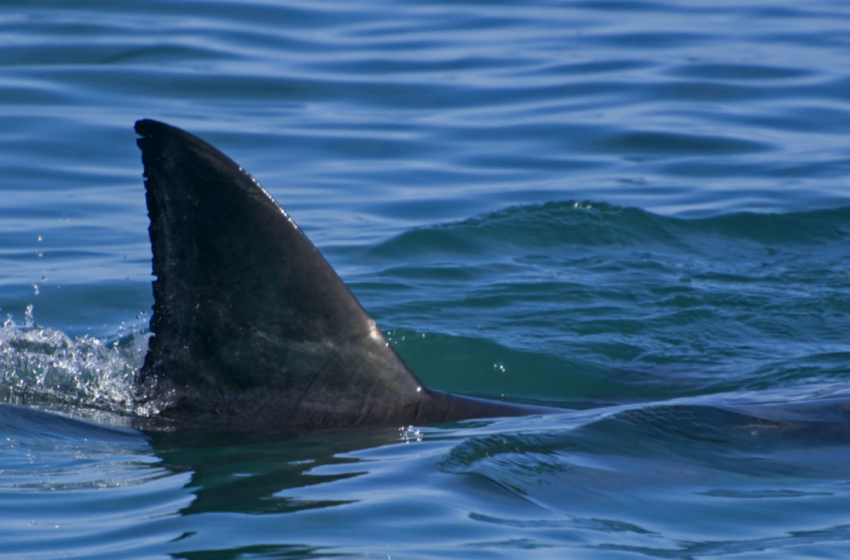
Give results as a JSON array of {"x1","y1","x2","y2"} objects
[{"x1": 144, "y1": 424, "x2": 404, "y2": 517}]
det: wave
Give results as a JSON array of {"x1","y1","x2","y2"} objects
[
  {"x1": 440, "y1": 395, "x2": 850, "y2": 494},
  {"x1": 367, "y1": 202, "x2": 850, "y2": 260}
]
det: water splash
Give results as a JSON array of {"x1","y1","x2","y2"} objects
[{"x1": 0, "y1": 307, "x2": 148, "y2": 416}]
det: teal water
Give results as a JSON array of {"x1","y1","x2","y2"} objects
[{"x1": 2, "y1": 0, "x2": 850, "y2": 558}]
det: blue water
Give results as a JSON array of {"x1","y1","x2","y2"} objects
[{"x1": 2, "y1": 0, "x2": 850, "y2": 558}]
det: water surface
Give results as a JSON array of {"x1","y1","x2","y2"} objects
[{"x1": 1, "y1": 0, "x2": 850, "y2": 558}]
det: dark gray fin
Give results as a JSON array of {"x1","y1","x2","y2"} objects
[{"x1": 134, "y1": 119, "x2": 549, "y2": 430}]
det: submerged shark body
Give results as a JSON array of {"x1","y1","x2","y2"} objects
[{"x1": 134, "y1": 119, "x2": 552, "y2": 430}]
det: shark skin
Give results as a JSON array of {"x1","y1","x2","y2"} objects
[{"x1": 134, "y1": 119, "x2": 556, "y2": 431}]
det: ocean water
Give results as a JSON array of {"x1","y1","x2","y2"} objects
[{"x1": 1, "y1": 0, "x2": 850, "y2": 558}]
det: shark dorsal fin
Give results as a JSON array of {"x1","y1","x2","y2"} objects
[{"x1": 135, "y1": 119, "x2": 427, "y2": 429}]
